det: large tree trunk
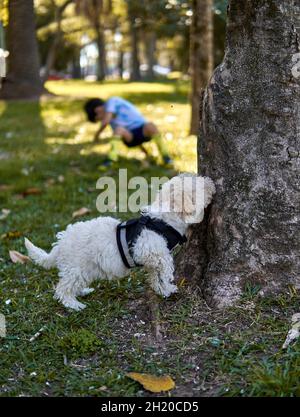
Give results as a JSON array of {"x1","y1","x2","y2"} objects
[
  {"x1": 190, "y1": 0, "x2": 213, "y2": 135},
  {"x1": 0, "y1": 0, "x2": 44, "y2": 99},
  {"x1": 177, "y1": 0, "x2": 300, "y2": 307}
]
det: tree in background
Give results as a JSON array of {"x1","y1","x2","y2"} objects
[
  {"x1": 190, "y1": 0, "x2": 213, "y2": 135},
  {"x1": 125, "y1": 0, "x2": 190, "y2": 81},
  {"x1": 177, "y1": 0, "x2": 300, "y2": 307},
  {"x1": 125, "y1": 0, "x2": 141, "y2": 81},
  {"x1": 0, "y1": 0, "x2": 44, "y2": 99},
  {"x1": 76, "y1": 0, "x2": 114, "y2": 81},
  {"x1": 37, "y1": 0, "x2": 73, "y2": 82}
]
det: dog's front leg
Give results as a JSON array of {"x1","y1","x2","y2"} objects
[
  {"x1": 148, "y1": 253, "x2": 178, "y2": 298},
  {"x1": 145, "y1": 254, "x2": 177, "y2": 342}
]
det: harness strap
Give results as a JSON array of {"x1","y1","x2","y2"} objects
[
  {"x1": 116, "y1": 222, "x2": 136, "y2": 269},
  {"x1": 140, "y1": 216, "x2": 187, "y2": 248},
  {"x1": 116, "y1": 216, "x2": 187, "y2": 269}
]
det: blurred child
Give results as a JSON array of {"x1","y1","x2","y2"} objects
[{"x1": 84, "y1": 97, "x2": 172, "y2": 165}]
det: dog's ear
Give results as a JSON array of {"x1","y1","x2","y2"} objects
[
  {"x1": 181, "y1": 175, "x2": 215, "y2": 224},
  {"x1": 150, "y1": 174, "x2": 215, "y2": 222},
  {"x1": 203, "y1": 177, "x2": 216, "y2": 208},
  {"x1": 165, "y1": 175, "x2": 201, "y2": 222}
]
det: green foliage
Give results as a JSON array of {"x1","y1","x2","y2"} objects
[
  {"x1": 0, "y1": 0, "x2": 8, "y2": 26},
  {"x1": 59, "y1": 329, "x2": 104, "y2": 357},
  {"x1": 249, "y1": 351, "x2": 300, "y2": 397}
]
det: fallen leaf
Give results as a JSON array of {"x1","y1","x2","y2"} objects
[
  {"x1": 14, "y1": 194, "x2": 25, "y2": 200},
  {"x1": 0, "y1": 314, "x2": 6, "y2": 338},
  {"x1": 126, "y1": 373, "x2": 175, "y2": 393},
  {"x1": 70, "y1": 167, "x2": 82, "y2": 176},
  {"x1": 72, "y1": 207, "x2": 91, "y2": 219},
  {"x1": 178, "y1": 277, "x2": 186, "y2": 287},
  {"x1": 29, "y1": 325, "x2": 47, "y2": 342},
  {"x1": 0, "y1": 209, "x2": 11, "y2": 220},
  {"x1": 1, "y1": 231, "x2": 22, "y2": 240},
  {"x1": 45, "y1": 178, "x2": 56, "y2": 187},
  {"x1": 0, "y1": 184, "x2": 13, "y2": 192},
  {"x1": 0, "y1": 151, "x2": 11, "y2": 160},
  {"x1": 9, "y1": 250, "x2": 30, "y2": 264},
  {"x1": 22, "y1": 188, "x2": 42, "y2": 197},
  {"x1": 282, "y1": 313, "x2": 300, "y2": 349}
]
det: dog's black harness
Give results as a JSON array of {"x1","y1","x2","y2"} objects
[{"x1": 116, "y1": 216, "x2": 187, "y2": 269}]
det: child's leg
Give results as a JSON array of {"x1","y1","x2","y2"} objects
[
  {"x1": 114, "y1": 126, "x2": 133, "y2": 144},
  {"x1": 106, "y1": 127, "x2": 133, "y2": 162},
  {"x1": 108, "y1": 138, "x2": 119, "y2": 161},
  {"x1": 143, "y1": 123, "x2": 171, "y2": 162},
  {"x1": 139, "y1": 144, "x2": 149, "y2": 157}
]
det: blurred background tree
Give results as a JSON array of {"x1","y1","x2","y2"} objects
[
  {"x1": 0, "y1": 0, "x2": 228, "y2": 100},
  {"x1": 190, "y1": 0, "x2": 213, "y2": 135},
  {"x1": 0, "y1": 0, "x2": 44, "y2": 99}
]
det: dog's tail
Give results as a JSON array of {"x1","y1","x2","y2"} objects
[{"x1": 24, "y1": 238, "x2": 58, "y2": 269}]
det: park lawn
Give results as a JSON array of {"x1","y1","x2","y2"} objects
[{"x1": 0, "y1": 80, "x2": 299, "y2": 397}]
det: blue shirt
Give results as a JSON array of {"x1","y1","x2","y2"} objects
[{"x1": 105, "y1": 97, "x2": 146, "y2": 131}]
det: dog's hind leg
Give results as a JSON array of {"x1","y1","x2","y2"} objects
[{"x1": 54, "y1": 270, "x2": 87, "y2": 311}]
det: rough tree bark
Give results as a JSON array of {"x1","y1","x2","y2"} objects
[
  {"x1": 177, "y1": 0, "x2": 300, "y2": 307},
  {"x1": 0, "y1": 0, "x2": 44, "y2": 99},
  {"x1": 190, "y1": 0, "x2": 213, "y2": 135}
]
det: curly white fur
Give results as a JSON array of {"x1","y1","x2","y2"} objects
[{"x1": 25, "y1": 174, "x2": 215, "y2": 311}]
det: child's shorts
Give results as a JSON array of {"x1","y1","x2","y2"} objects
[{"x1": 124, "y1": 124, "x2": 151, "y2": 147}]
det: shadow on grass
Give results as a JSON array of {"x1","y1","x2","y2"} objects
[{"x1": 0, "y1": 100, "x2": 47, "y2": 149}]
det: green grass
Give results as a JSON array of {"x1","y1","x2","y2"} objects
[{"x1": 0, "y1": 80, "x2": 299, "y2": 397}]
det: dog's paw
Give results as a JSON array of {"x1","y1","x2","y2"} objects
[
  {"x1": 155, "y1": 283, "x2": 178, "y2": 298},
  {"x1": 60, "y1": 298, "x2": 87, "y2": 311},
  {"x1": 69, "y1": 301, "x2": 86, "y2": 311},
  {"x1": 79, "y1": 287, "x2": 95, "y2": 297},
  {"x1": 162, "y1": 284, "x2": 178, "y2": 298}
]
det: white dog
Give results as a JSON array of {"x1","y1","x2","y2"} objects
[{"x1": 25, "y1": 174, "x2": 215, "y2": 311}]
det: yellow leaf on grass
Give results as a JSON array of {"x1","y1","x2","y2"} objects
[
  {"x1": 1, "y1": 231, "x2": 22, "y2": 240},
  {"x1": 9, "y1": 250, "x2": 30, "y2": 264},
  {"x1": 72, "y1": 207, "x2": 91, "y2": 219},
  {"x1": 126, "y1": 373, "x2": 175, "y2": 393},
  {"x1": 178, "y1": 277, "x2": 186, "y2": 287}
]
